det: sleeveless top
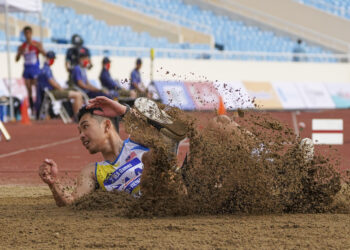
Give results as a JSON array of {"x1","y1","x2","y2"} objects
[
  {"x1": 21, "y1": 41, "x2": 40, "y2": 66},
  {"x1": 95, "y1": 139, "x2": 149, "y2": 197}
]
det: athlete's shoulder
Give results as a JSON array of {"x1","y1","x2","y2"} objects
[
  {"x1": 19, "y1": 42, "x2": 27, "y2": 48},
  {"x1": 126, "y1": 138, "x2": 149, "y2": 151},
  {"x1": 81, "y1": 162, "x2": 96, "y2": 177}
]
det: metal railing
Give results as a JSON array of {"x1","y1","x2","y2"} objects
[
  {"x1": 0, "y1": 40, "x2": 348, "y2": 62},
  {"x1": 214, "y1": 0, "x2": 350, "y2": 52}
]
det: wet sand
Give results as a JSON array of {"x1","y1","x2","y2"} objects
[{"x1": 0, "y1": 186, "x2": 349, "y2": 249}]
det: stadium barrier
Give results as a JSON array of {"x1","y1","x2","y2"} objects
[
  {"x1": 1, "y1": 78, "x2": 350, "y2": 113},
  {"x1": 154, "y1": 80, "x2": 350, "y2": 110},
  {"x1": 0, "y1": 41, "x2": 349, "y2": 62}
]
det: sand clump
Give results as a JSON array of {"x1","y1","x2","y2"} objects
[{"x1": 72, "y1": 103, "x2": 348, "y2": 216}]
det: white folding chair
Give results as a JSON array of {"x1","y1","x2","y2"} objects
[{"x1": 38, "y1": 88, "x2": 72, "y2": 124}]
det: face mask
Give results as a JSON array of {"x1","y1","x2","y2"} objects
[
  {"x1": 105, "y1": 63, "x2": 111, "y2": 70},
  {"x1": 48, "y1": 59, "x2": 55, "y2": 66},
  {"x1": 83, "y1": 59, "x2": 89, "y2": 68}
]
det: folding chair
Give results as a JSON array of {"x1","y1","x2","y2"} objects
[
  {"x1": 0, "y1": 121, "x2": 11, "y2": 141},
  {"x1": 38, "y1": 88, "x2": 72, "y2": 124},
  {"x1": 0, "y1": 97, "x2": 10, "y2": 141},
  {"x1": 72, "y1": 86, "x2": 89, "y2": 104}
]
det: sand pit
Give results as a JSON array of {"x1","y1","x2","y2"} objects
[
  {"x1": 0, "y1": 186, "x2": 349, "y2": 249},
  {"x1": 2, "y1": 105, "x2": 350, "y2": 248}
]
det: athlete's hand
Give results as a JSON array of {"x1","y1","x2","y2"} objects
[
  {"x1": 87, "y1": 96, "x2": 127, "y2": 118},
  {"x1": 18, "y1": 46, "x2": 25, "y2": 55},
  {"x1": 39, "y1": 159, "x2": 58, "y2": 185}
]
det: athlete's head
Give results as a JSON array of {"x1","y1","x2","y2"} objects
[
  {"x1": 23, "y1": 26, "x2": 32, "y2": 41},
  {"x1": 136, "y1": 58, "x2": 142, "y2": 70},
  {"x1": 77, "y1": 106, "x2": 118, "y2": 154}
]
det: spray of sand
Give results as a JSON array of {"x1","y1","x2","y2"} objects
[{"x1": 73, "y1": 103, "x2": 348, "y2": 216}]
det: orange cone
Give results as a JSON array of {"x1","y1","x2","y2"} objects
[
  {"x1": 217, "y1": 96, "x2": 226, "y2": 115},
  {"x1": 20, "y1": 98, "x2": 31, "y2": 125}
]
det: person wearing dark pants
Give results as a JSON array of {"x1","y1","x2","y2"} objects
[
  {"x1": 99, "y1": 57, "x2": 121, "y2": 98},
  {"x1": 15, "y1": 26, "x2": 46, "y2": 112},
  {"x1": 71, "y1": 53, "x2": 111, "y2": 99}
]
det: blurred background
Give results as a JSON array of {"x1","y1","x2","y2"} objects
[
  {"x1": 1, "y1": 0, "x2": 350, "y2": 182},
  {"x1": 0, "y1": 0, "x2": 349, "y2": 123}
]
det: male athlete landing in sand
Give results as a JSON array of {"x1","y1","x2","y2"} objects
[
  {"x1": 39, "y1": 97, "x2": 314, "y2": 206},
  {"x1": 39, "y1": 97, "x2": 191, "y2": 206}
]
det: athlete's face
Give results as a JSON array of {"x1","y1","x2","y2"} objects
[
  {"x1": 78, "y1": 114, "x2": 108, "y2": 154},
  {"x1": 24, "y1": 30, "x2": 32, "y2": 41}
]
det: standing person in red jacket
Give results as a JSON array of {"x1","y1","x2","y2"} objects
[{"x1": 15, "y1": 26, "x2": 46, "y2": 112}]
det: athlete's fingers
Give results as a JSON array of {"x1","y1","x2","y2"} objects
[
  {"x1": 44, "y1": 158, "x2": 55, "y2": 166},
  {"x1": 87, "y1": 99, "x2": 102, "y2": 109},
  {"x1": 89, "y1": 96, "x2": 107, "y2": 105},
  {"x1": 39, "y1": 163, "x2": 49, "y2": 172},
  {"x1": 92, "y1": 109, "x2": 105, "y2": 116},
  {"x1": 94, "y1": 96, "x2": 109, "y2": 102},
  {"x1": 39, "y1": 165, "x2": 49, "y2": 178}
]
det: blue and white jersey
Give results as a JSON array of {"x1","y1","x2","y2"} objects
[{"x1": 95, "y1": 139, "x2": 149, "y2": 197}]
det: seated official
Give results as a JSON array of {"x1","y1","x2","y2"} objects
[
  {"x1": 71, "y1": 53, "x2": 111, "y2": 99},
  {"x1": 129, "y1": 58, "x2": 150, "y2": 99},
  {"x1": 36, "y1": 51, "x2": 83, "y2": 120},
  {"x1": 99, "y1": 57, "x2": 122, "y2": 98}
]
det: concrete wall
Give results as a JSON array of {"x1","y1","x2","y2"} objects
[
  {"x1": 2, "y1": 53, "x2": 350, "y2": 86},
  {"x1": 45, "y1": 0, "x2": 213, "y2": 46}
]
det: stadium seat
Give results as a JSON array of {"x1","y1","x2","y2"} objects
[
  {"x1": 105, "y1": 0, "x2": 335, "y2": 61},
  {"x1": 0, "y1": 1, "x2": 337, "y2": 62},
  {"x1": 295, "y1": 0, "x2": 350, "y2": 19}
]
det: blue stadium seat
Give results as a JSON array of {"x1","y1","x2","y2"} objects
[
  {"x1": 0, "y1": 1, "x2": 338, "y2": 62},
  {"x1": 295, "y1": 0, "x2": 350, "y2": 19},
  {"x1": 104, "y1": 0, "x2": 336, "y2": 61}
]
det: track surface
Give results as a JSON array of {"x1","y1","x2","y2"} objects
[
  {"x1": 0, "y1": 187, "x2": 349, "y2": 249},
  {"x1": 1, "y1": 111, "x2": 350, "y2": 249},
  {"x1": 1, "y1": 110, "x2": 350, "y2": 185}
]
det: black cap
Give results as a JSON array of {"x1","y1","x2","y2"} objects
[
  {"x1": 102, "y1": 57, "x2": 111, "y2": 64},
  {"x1": 46, "y1": 51, "x2": 56, "y2": 59},
  {"x1": 136, "y1": 58, "x2": 142, "y2": 65},
  {"x1": 71, "y1": 34, "x2": 83, "y2": 46}
]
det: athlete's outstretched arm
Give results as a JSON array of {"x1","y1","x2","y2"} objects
[{"x1": 38, "y1": 159, "x2": 96, "y2": 207}]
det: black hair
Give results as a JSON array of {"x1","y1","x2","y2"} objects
[
  {"x1": 77, "y1": 106, "x2": 102, "y2": 122},
  {"x1": 23, "y1": 26, "x2": 32, "y2": 33},
  {"x1": 77, "y1": 106, "x2": 119, "y2": 132},
  {"x1": 136, "y1": 58, "x2": 142, "y2": 65},
  {"x1": 102, "y1": 57, "x2": 111, "y2": 64},
  {"x1": 297, "y1": 39, "x2": 302, "y2": 44}
]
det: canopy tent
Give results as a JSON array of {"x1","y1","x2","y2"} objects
[
  {"x1": 0, "y1": 0, "x2": 42, "y2": 12},
  {"x1": 0, "y1": 0, "x2": 42, "y2": 120}
]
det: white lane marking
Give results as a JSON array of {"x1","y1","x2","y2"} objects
[
  {"x1": 0, "y1": 137, "x2": 79, "y2": 159},
  {"x1": 312, "y1": 119, "x2": 343, "y2": 131},
  {"x1": 291, "y1": 111, "x2": 299, "y2": 137}
]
